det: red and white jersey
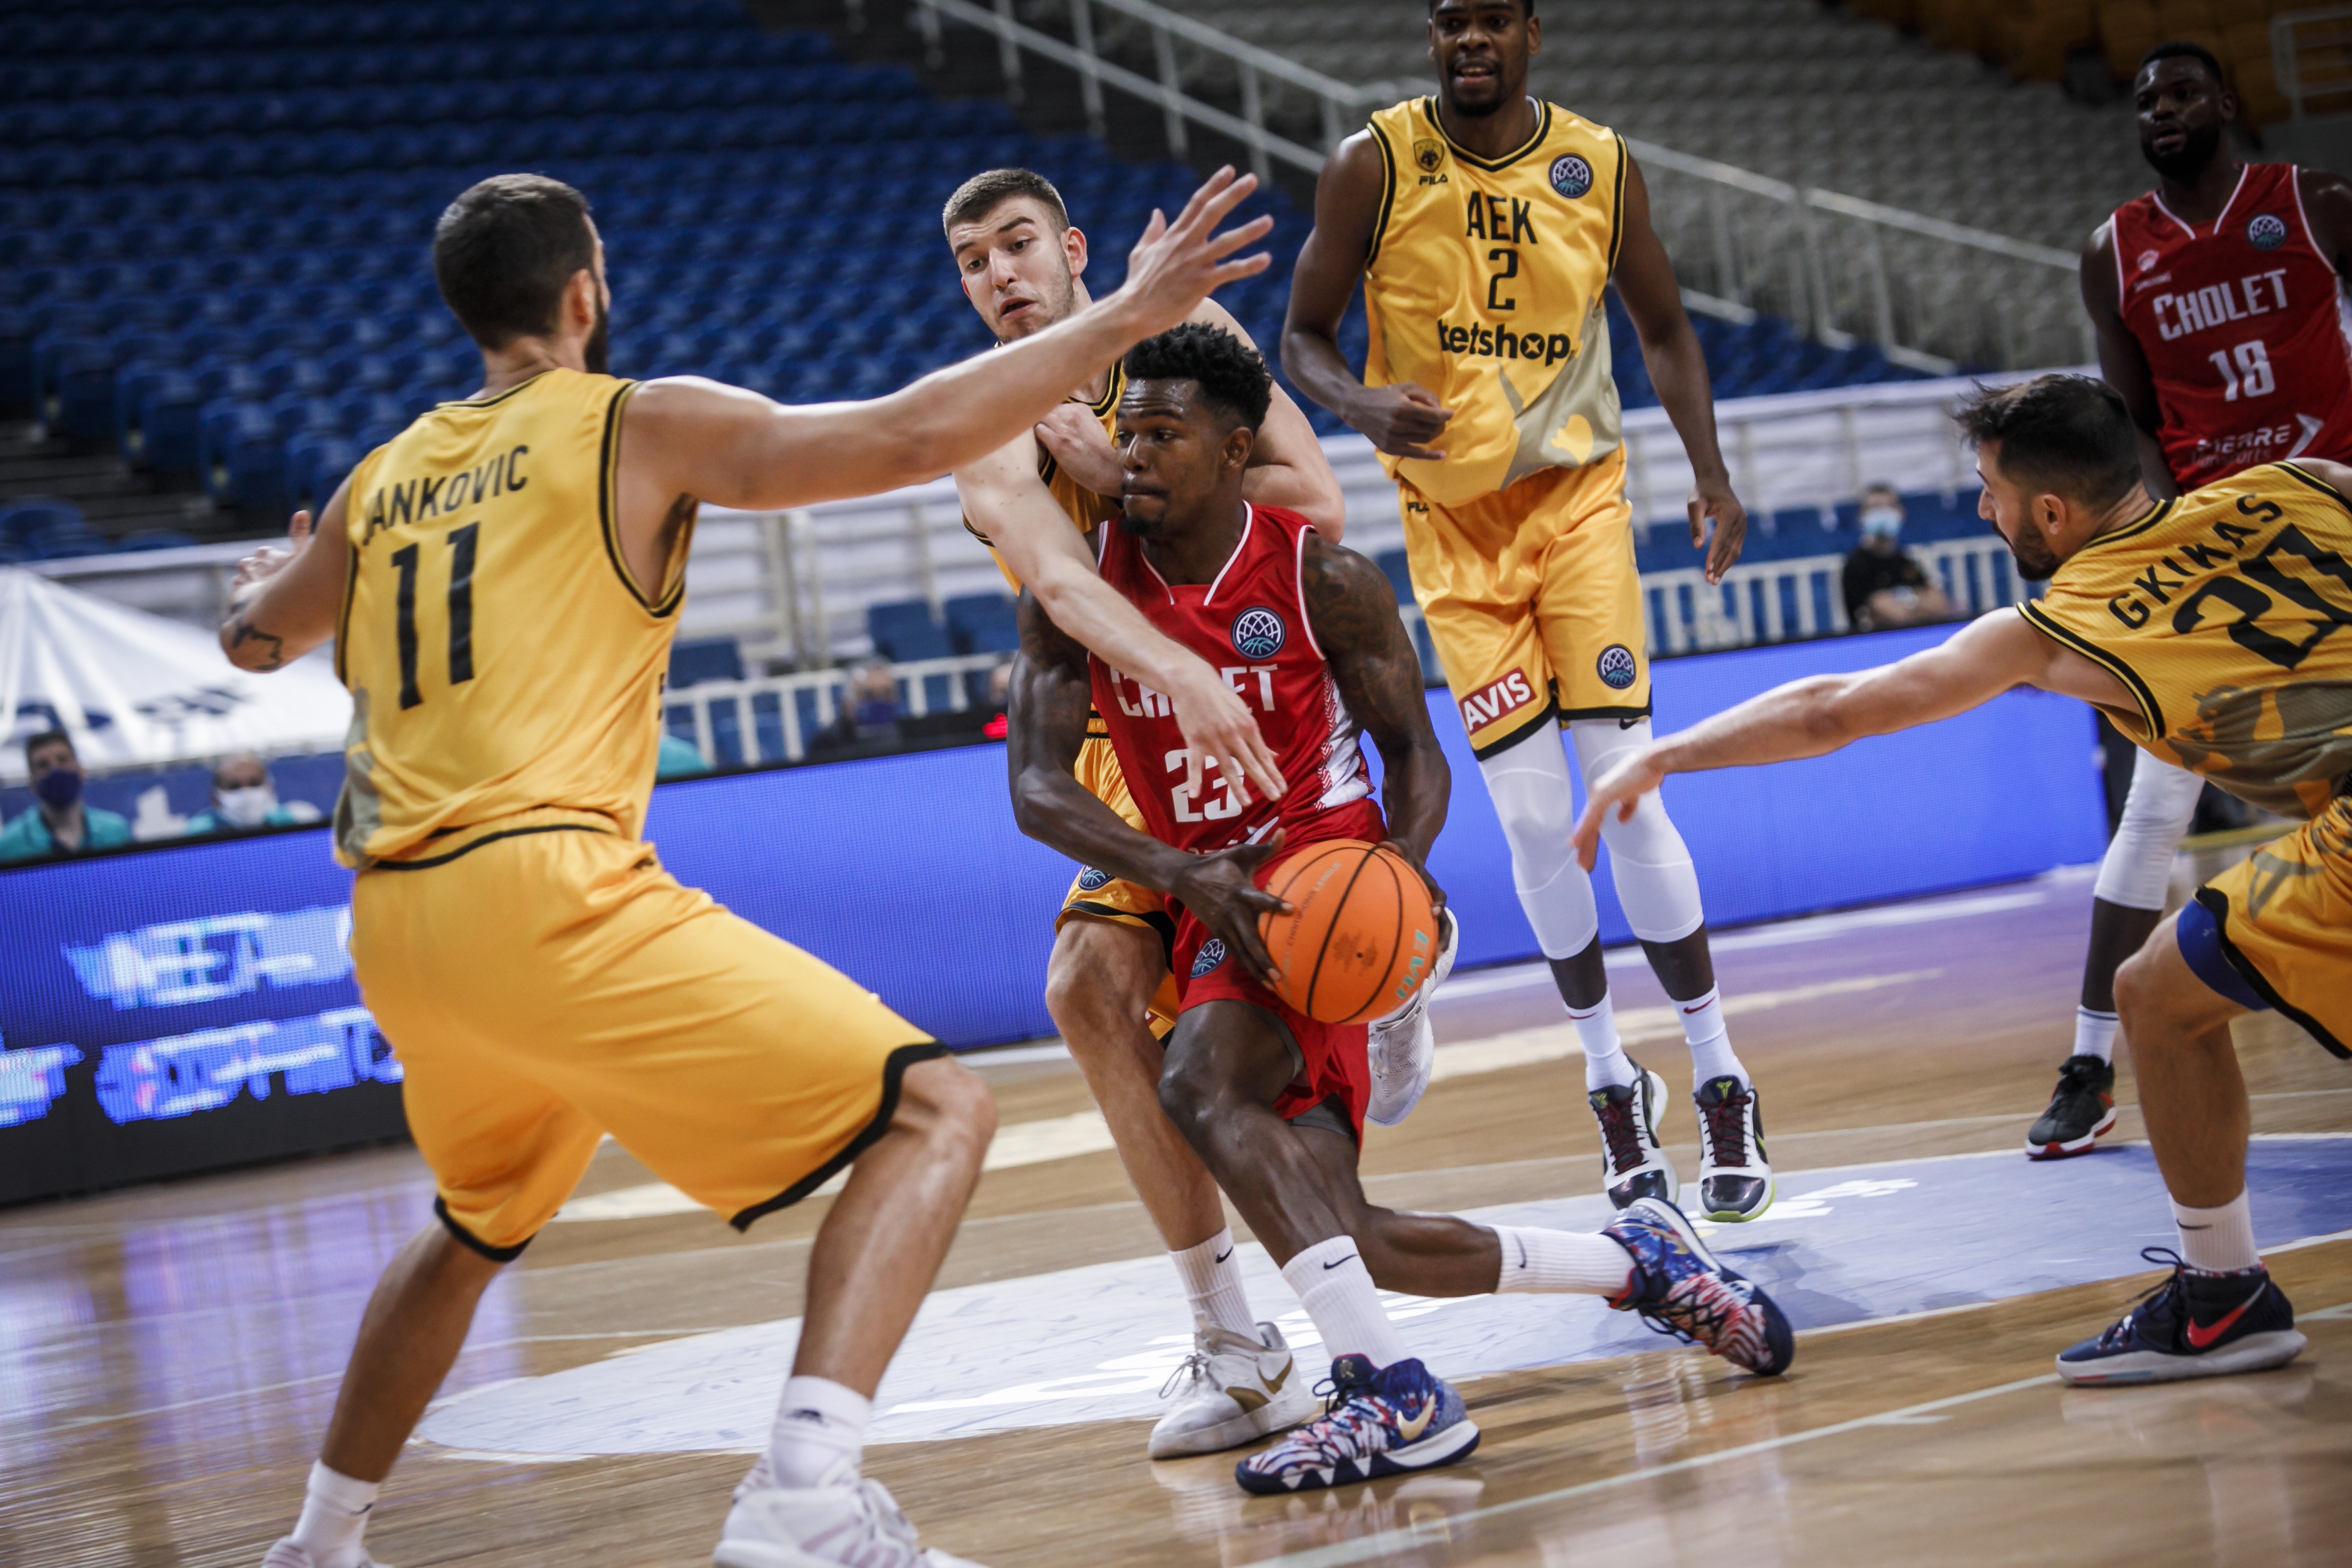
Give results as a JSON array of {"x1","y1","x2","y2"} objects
[
  {"x1": 2112, "y1": 161, "x2": 2352, "y2": 487},
  {"x1": 1091, "y1": 502, "x2": 1384, "y2": 857}
]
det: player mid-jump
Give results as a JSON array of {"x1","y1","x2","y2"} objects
[
  {"x1": 1283, "y1": 0, "x2": 1768, "y2": 1218},
  {"x1": 2039, "y1": 40, "x2": 2352, "y2": 1160}
]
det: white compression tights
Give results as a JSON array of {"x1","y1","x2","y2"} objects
[
  {"x1": 1474, "y1": 718, "x2": 1708, "y2": 955},
  {"x1": 2094, "y1": 753, "x2": 2203, "y2": 911}
]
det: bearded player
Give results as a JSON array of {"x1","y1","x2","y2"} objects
[
  {"x1": 1010, "y1": 323, "x2": 1790, "y2": 1494},
  {"x1": 2036, "y1": 41, "x2": 2352, "y2": 1161},
  {"x1": 1284, "y1": 0, "x2": 1768, "y2": 1221},
  {"x1": 1579, "y1": 374, "x2": 2346, "y2": 1385},
  {"x1": 944, "y1": 168, "x2": 1412, "y2": 1458},
  {"x1": 220, "y1": 167, "x2": 1272, "y2": 1568}
]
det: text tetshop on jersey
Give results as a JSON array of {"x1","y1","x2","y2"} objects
[
  {"x1": 1435, "y1": 320, "x2": 1580, "y2": 366},
  {"x1": 1109, "y1": 665, "x2": 1281, "y2": 717},
  {"x1": 359, "y1": 444, "x2": 530, "y2": 545}
]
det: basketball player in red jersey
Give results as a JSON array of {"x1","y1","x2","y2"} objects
[
  {"x1": 2042, "y1": 40, "x2": 2352, "y2": 1161},
  {"x1": 1008, "y1": 324, "x2": 1790, "y2": 1496}
]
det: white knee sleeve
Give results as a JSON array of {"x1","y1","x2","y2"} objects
[
  {"x1": 1571, "y1": 719, "x2": 1705, "y2": 944},
  {"x1": 1475, "y1": 725, "x2": 1599, "y2": 959},
  {"x1": 2093, "y1": 753, "x2": 2201, "y2": 910}
]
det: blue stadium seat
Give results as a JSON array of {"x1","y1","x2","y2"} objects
[
  {"x1": 866, "y1": 600, "x2": 951, "y2": 662},
  {"x1": 1373, "y1": 548, "x2": 1416, "y2": 604},
  {"x1": 286, "y1": 431, "x2": 361, "y2": 513},
  {"x1": 0, "y1": 496, "x2": 81, "y2": 544},
  {"x1": 942, "y1": 593, "x2": 1017, "y2": 655},
  {"x1": 668, "y1": 636, "x2": 744, "y2": 689}
]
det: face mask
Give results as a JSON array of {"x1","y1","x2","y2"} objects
[
  {"x1": 35, "y1": 767, "x2": 83, "y2": 810},
  {"x1": 1860, "y1": 508, "x2": 1902, "y2": 541},
  {"x1": 217, "y1": 785, "x2": 277, "y2": 828}
]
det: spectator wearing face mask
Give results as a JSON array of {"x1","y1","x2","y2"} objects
[
  {"x1": 1841, "y1": 485, "x2": 1955, "y2": 631},
  {"x1": 184, "y1": 752, "x2": 320, "y2": 836},
  {"x1": 0, "y1": 730, "x2": 133, "y2": 862}
]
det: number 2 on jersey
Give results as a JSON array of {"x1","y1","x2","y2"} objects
[{"x1": 391, "y1": 521, "x2": 480, "y2": 709}]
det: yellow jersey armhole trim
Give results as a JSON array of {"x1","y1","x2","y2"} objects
[
  {"x1": 2018, "y1": 600, "x2": 2164, "y2": 738},
  {"x1": 2278, "y1": 460, "x2": 2352, "y2": 508},
  {"x1": 1367, "y1": 119, "x2": 1399, "y2": 269},
  {"x1": 334, "y1": 540, "x2": 359, "y2": 686},
  {"x1": 597, "y1": 380, "x2": 674, "y2": 617},
  {"x1": 1605, "y1": 131, "x2": 1629, "y2": 273}
]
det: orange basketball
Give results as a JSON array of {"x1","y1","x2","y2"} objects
[{"x1": 1257, "y1": 839, "x2": 1440, "y2": 1025}]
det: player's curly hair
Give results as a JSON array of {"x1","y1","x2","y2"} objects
[
  {"x1": 1954, "y1": 375, "x2": 2141, "y2": 509},
  {"x1": 1122, "y1": 323, "x2": 1273, "y2": 432}
]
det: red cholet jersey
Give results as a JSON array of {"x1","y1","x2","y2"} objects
[
  {"x1": 1089, "y1": 501, "x2": 1386, "y2": 860},
  {"x1": 2113, "y1": 161, "x2": 2352, "y2": 487}
]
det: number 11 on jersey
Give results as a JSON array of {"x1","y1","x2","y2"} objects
[{"x1": 391, "y1": 520, "x2": 481, "y2": 709}]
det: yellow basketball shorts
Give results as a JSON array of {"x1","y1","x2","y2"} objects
[
  {"x1": 1398, "y1": 451, "x2": 1649, "y2": 758},
  {"x1": 1054, "y1": 734, "x2": 1181, "y2": 1033},
  {"x1": 351, "y1": 814, "x2": 943, "y2": 1258},
  {"x1": 2191, "y1": 796, "x2": 2352, "y2": 1058}
]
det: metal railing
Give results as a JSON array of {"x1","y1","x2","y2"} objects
[
  {"x1": 665, "y1": 652, "x2": 1006, "y2": 765},
  {"x1": 2276, "y1": 7, "x2": 2352, "y2": 121},
  {"x1": 1643, "y1": 536, "x2": 2035, "y2": 656},
  {"x1": 906, "y1": 0, "x2": 2087, "y2": 370}
]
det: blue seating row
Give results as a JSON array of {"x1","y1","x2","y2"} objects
[{"x1": 5, "y1": 0, "x2": 752, "y2": 55}]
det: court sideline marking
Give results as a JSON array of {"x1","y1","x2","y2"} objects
[{"x1": 1259, "y1": 1289, "x2": 2352, "y2": 1568}]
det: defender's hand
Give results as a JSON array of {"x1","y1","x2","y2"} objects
[
  {"x1": 1688, "y1": 477, "x2": 1747, "y2": 585},
  {"x1": 1348, "y1": 382, "x2": 1453, "y2": 462},
  {"x1": 228, "y1": 508, "x2": 316, "y2": 609},
  {"x1": 1115, "y1": 167, "x2": 1274, "y2": 339},
  {"x1": 1172, "y1": 832, "x2": 1292, "y2": 987},
  {"x1": 1034, "y1": 404, "x2": 1124, "y2": 497},
  {"x1": 1570, "y1": 746, "x2": 1668, "y2": 871},
  {"x1": 1164, "y1": 658, "x2": 1287, "y2": 808},
  {"x1": 1377, "y1": 838, "x2": 1446, "y2": 915}
]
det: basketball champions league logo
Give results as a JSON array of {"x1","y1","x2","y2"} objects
[
  {"x1": 2247, "y1": 214, "x2": 2288, "y2": 252},
  {"x1": 1231, "y1": 607, "x2": 1286, "y2": 659},
  {"x1": 1549, "y1": 154, "x2": 1593, "y2": 199}
]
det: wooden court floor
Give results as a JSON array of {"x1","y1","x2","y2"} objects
[{"x1": 6, "y1": 861, "x2": 2349, "y2": 1568}]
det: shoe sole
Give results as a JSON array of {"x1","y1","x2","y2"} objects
[
  {"x1": 2055, "y1": 1329, "x2": 2307, "y2": 1385},
  {"x1": 2025, "y1": 1105, "x2": 2118, "y2": 1160},
  {"x1": 1148, "y1": 1377, "x2": 1319, "y2": 1458},
  {"x1": 1232, "y1": 1417, "x2": 1481, "y2": 1495},
  {"x1": 1700, "y1": 1175, "x2": 1775, "y2": 1223}
]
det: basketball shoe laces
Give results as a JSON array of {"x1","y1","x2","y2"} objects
[
  {"x1": 2089, "y1": 1247, "x2": 2257, "y2": 1352},
  {"x1": 1159, "y1": 1348, "x2": 1214, "y2": 1400},
  {"x1": 1270, "y1": 1375, "x2": 1393, "y2": 1466},
  {"x1": 1593, "y1": 1090, "x2": 1648, "y2": 1178},
  {"x1": 1617, "y1": 1251, "x2": 1767, "y2": 1365},
  {"x1": 1699, "y1": 1082, "x2": 1752, "y2": 1168}
]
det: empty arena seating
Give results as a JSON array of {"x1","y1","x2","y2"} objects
[{"x1": 0, "y1": 0, "x2": 1935, "y2": 564}]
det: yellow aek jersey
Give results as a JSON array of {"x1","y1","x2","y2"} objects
[
  {"x1": 965, "y1": 362, "x2": 1125, "y2": 589},
  {"x1": 334, "y1": 368, "x2": 684, "y2": 866},
  {"x1": 1362, "y1": 97, "x2": 1627, "y2": 508},
  {"x1": 2021, "y1": 461, "x2": 2352, "y2": 820}
]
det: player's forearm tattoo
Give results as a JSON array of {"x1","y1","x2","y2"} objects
[{"x1": 224, "y1": 611, "x2": 287, "y2": 671}]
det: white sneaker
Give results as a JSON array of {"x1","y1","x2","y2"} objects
[
  {"x1": 1147, "y1": 1321, "x2": 1319, "y2": 1458},
  {"x1": 1366, "y1": 907, "x2": 1458, "y2": 1126},
  {"x1": 261, "y1": 1541, "x2": 388, "y2": 1568},
  {"x1": 714, "y1": 1460, "x2": 985, "y2": 1568}
]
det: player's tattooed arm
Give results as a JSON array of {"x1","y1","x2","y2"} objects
[
  {"x1": 2079, "y1": 219, "x2": 2179, "y2": 500},
  {"x1": 1299, "y1": 534, "x2": 1451, "y2": 905},
  {"x1": 1007, "y1": 589, "x2": 1293, "y2": 982},
  {"x1": 220, "y1": 474, "x2": 353, "y2": 673}
]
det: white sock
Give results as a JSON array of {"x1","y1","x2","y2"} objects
[
  {"x1": 289, "y1": 1461, "x2": 378, "y2": 1568},
  {"x1": 1571, "y1": 994, "x2": 1637, "y2": 1090},
  {"x1": 1677, "y1": 988, "x2": 1746, "y2": 1087},
  {"x1": 768, "y1": 1375, "x2": 871, "y2": 1488},
  {"x1": 1489, "y1": 1224, "x2": 1635, "y2": 1296},
  {"x1": 2074, "y1": 1006, "x2": 2120, "y2": 1063},
  {"x1": 1170, "y1": 1227, "x2": 1258, "y2": 1340},
  {"x1": 2172, "y1": 1191, "x2": 2261, "y2": 1274},
  {"x1": 1281, "y1": 1235, "x2": 1409, "y2": 1369}
]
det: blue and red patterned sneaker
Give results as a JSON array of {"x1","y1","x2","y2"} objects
[
  {"x1": 2057, "y1": 1250, "x2": 2305, "y2": 1385},
  {"x1": 1602, "y1": 1197, "x2": 1794, "y2": 1376},
  {"x1": 1232, "y1": 1355, "x2": 1479, "y2": 1495}
]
